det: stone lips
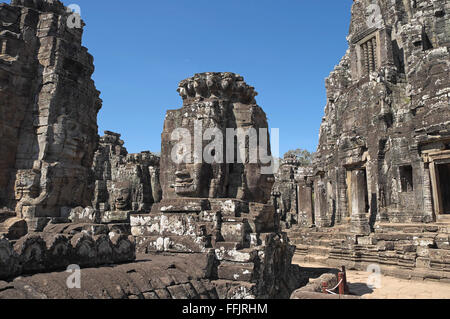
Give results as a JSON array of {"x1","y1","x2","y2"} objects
[{"x1": 1, "y1": 1, "x2": 306, "y2": 298}]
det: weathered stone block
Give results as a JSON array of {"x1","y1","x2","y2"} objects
[{"x1": 218, "y1": 261, "x2": 254, "y2": 282}]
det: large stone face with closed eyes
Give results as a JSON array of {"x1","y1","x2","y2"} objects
[{"x1": 160, "y1": 72, "x2": 275, "y2": 205}]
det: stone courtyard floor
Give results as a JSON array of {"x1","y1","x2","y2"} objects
[{"x1": 293, "y1": 257, "x2": 450, "y2": 299}]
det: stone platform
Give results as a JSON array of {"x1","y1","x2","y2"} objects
[
  {"x1": 288, "y1": 222, "x2": 450, "y2": 282},
  {"x1": 130, "y1": 198, "x2": 305, "y2": 299}
]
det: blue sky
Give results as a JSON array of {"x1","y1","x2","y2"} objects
[{"x1": 64, "y1": 0, "x2": 353, "y2": 155}]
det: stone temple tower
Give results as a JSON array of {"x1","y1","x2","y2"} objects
[
  {"x1": 0, "y1": 0, "x2": 102, "y2": 233},
  {"x1": 131, "y1": 73, "x2": 303, "y2": 298},
  {"x1": 290, "y1": 0, "x2": 450, "y2": 281}
]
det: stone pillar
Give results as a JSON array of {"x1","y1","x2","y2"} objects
[
  {"x1": 368, "y1": 40, "x2": 374, "y2": 73},
  {"x1": 378, "y1": 27, "x2": 395, "y2": 69},
  {"x1": 314, "y1": 179, "x2": 329, "y2": 228},
  {"x1": 298, "y1": 182, "x2": 314, "y2": 227},
  {"x1": 422, "y1": 163, "x2": 435, "y2": 223},
  {"x1": 350, "y1": 170, "x2": 370, "y2": 235},
  {"x1": 336, "y1": 168, "x2": 348, "y2": 224}
]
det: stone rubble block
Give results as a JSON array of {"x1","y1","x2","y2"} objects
[
  {"x1": 0, "y1": 253, "x2": 221, "y2": 299},
  {"x1": 214, "y1": 245, "x2": 257, "y2": 263}
]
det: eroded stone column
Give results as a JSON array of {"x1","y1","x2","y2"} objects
[
  {"x1": 314, "y1": 178, "x2": 329, "y2": 227},
  {"x1": 423, "y1": 163, "x2": 435, "y2": 223},
  {"x1": 298, "y1": 182, "x2": 314, "y2": 227},
  {"x1": 337, "y1": 168, "x2": 348, "y2": 224}
]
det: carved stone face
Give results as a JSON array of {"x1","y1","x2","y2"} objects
[
  {"x1": 51, "y1": 115, "x2": 87, "y2": 163},
  {"x1": 161, "y1": 73, "x2": 272, "y2": 204},
  {"x1": 112, "y1": 182, "x2": 131, "y2": 211},
  {"x1": 14, "y1": 170, "x2": 40, "y2": 200},
  {"x1": 174, "y1": 162, "x2": 211, "y2": 198}
]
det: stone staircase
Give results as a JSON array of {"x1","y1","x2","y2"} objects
[{"x1": 287, "y1": 222, "x2": 450, "y2": 282}]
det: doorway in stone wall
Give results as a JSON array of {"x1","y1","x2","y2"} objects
[
  {"x1": 437, "y1": 163, "x2": 450, "y2": 214},
  {"x1": 346, "y1": 167, "x2": 370, "y2": 217}
]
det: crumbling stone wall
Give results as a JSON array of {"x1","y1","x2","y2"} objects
[
  {"x1": 291, "y1": 0, "x2": 450, "y2": 230},
  {"x1": 0, "y1": 0, "x2": 101, "y2": 232},
  {"x1": 272, "y1": 154, "x2": 300, "y2": 229}
]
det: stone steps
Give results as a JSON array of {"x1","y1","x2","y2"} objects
[
  {"x1": 306, "y1": 246, "x2": 332, "y2": 256},
  {"x1": 376, "y1": 223, "x2": 440, "y2": 234},
  {"x1": 289, "y1": 224, "x2": 450, "y2": 282},
  {"x1": 437, "y1": 215, "x2": 450, "y2": 223},
  {"x1": 376, "y1": 222, "x2": 450, "y2": 234},
  {"x1": 294, "y1": 243, "x2": 331, "y2": 255}
]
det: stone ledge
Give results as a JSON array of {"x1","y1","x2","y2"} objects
[{"x1": 0, "y1": 232, "x2": 136, "y2": 281}]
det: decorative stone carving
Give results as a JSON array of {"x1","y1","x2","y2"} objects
[
  {"x1": 161, "y1": 72, "x2": 273, "y2": 204},
  {"x1": 272, "y1": 154, "x2": 301, "y2": 229},
  {"x1": 92, "y1": 131, "x2": 162, "y2": 223}
]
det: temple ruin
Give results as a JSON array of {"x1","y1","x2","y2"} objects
[
  {"x1": 0, "y1": 0, "x2": 307, "y2": 298},
  {"x1": 0, "y1": 0, "x2": 449, "y2": 299},
  {"x1": 284, "y1": 0, "x2": 450, "y2": 281}
]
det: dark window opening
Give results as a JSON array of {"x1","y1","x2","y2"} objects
[
  {"x1": 362, "y1": 169, "x2": 370, "y2": 213},
  {"x1": 434, "y1": 10, "x2": 445, "y2": 18},
  {"x1": 421, "y1": 29, "x2": 433, "y2": 51},
  {"x1": 400, "y1": 165, "x2": 414, "y2": 192},
  {"x1": 437, "y1": 163, "x2": 450, "y2": 214},
  {"x1": 311, "y1": 187, "x2": 316, "y2": 225},
  {"x1": 392, "y1": 40, "x2": 405, "y2": 74}
]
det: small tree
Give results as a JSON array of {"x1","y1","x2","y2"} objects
[{"x1": 284, "y1": 148, "x2": 314, "y2": 167}]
